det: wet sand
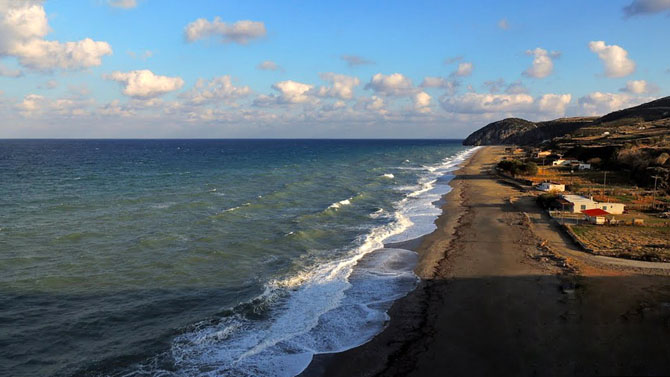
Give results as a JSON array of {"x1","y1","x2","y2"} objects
[{"x1": 301, "y1": 146, "x2": 670, "y2": 377}]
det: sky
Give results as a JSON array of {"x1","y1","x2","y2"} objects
[{"x1": 0, "y1": 0, "x2": 669, "y2": 138}]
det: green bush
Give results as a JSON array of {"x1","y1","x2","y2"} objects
[{"x1": 497, "y1": 159, "x2": 538, "y2": 176}]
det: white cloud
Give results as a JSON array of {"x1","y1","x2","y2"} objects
[
  {"x1": 273, "y1": 80, "x2": 314, "y2": 103},
  {"x1": 440, "y1": 92, "x2": 572, "y2": 119},
  {"x1": 420, "y1": 76, "x2": 459, "y2": 95},
  {"x1": 17, "y1": 93, "x2": 93, "y2": 117},
  {"x1": 453, "y1": 62, "x2": 473, "y2": 77},
  {"x1": 537, "y1": 94, "x2": 572, "y2": 116},
  {"x1": 623, "y1": 0, "x2": 670, "y2": 16},
  {"x1": 184, "y1": 17, "x2": 266, "y2": 44},
  {"x1": 619, "y1": 79, "x2": 658, "y2": 94},
  {"x1": 0, "y1": 2, "x2": 112, "y2": 71},
  {"x1": 254, "y1": 80, "x2": 316, "y2": 106},
  {"x1": 498, "y1": 18, "x2": 509, "y2": 30},
  {"x1": 576, "y1": 92, "x2": 652, "y2": 116},
  {"x1": 341, "y1": 55, "x2": 374, "y2": 67},
  {"x1": 0, "y1": 61, "x2": 21, "y2": 77},
  {"x1": 413, "y1": 91, "x2": 432, "y2": 113},
  {"x1": 441, "y1": 93, "x2": 534, "y2": 114},
  {"x1": 588, "y1": 41, "x2": 636, "y2": 78},
  {"x1": 180, "y1": 75, "x2": 251, "y2": 105},
  {"x1": 108, "y1": 0, "x2": 137, "y2": 9},
  {"x1": 364, "y1": 95, "x2": 387, "y2": 115},
  {"x1": 316, "y1": 73, "x2": 360, "y2": 100},
  {"x1": 257, "y1": 60, "x2": 282, "y2": 71},
  {"x1": 105, "y1": 70, "x2": 184, "y2": 98},
  {"x1": 523, "y1": 48, "x2": 560, "y2": 79},
  {"x1": 365, "y1": 73, "x2": 415, "y2": 96}
]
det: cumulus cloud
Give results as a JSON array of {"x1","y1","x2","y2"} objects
[
  {"x1": 180, "y1": 75, "x2": 251, "y2": 105},
  {"x1": 420, "y1": 76, "x2": 459, "y2": 95},
  {"x1": 523, "y1": 48, "x2": 560, "y2": 78},
  {"x1": 108, "y1": 0, "x2": 137, "y2": 9},
  {"x1": 257, "y1": 60, "x2": 283, "y2": 71},
  {"x1": 363, "y1": 95, "x2": 387, "y2": 115},
  {"x1": 365, "y1": 73, "x2": 415, "y2": 96},
  {"x1": 576, "y1": 92, "x2": 652, "y2": 116},
  {"x1": 498, "y1": 18, "x2": 509, "y2": 30},
  {"x1": 341, "y1": 55, "x2": 374, "y2": 67},
  {"x1": 619, "y1": 79, "x2": 659, "y2": 94},
  {"x1": 440, "y1": 92, "x2": 572, "y2": 119},
  {"x1": 0, "y1": 1, "x2": 112, "y2": 71},
  {"x1": 588, "y1": 41, "x2": 636, "y2": 78},
  {"x1": 254, "y1": 80, "x2": 316, "y2": 106},
  {"x1": 17, "y1": 93, "x2": 94, "y2": 117},
  {"x1": 623, "y1": 0, "x2": 670, "y2": 16},
  {"x1": 316, "y1": 73, "x2": 360, "y2": 100},
  {"x1": 537, "y1": 94, "x2": 572, "y2": 115},
  {"x1": 413, "y1": 91, "x2": 432, "y2": 113},
  {"x1": 184, "y1": 17, "x2": 266, "y2": 44},
  {"x1": 105, "y1": 70, "x2": 184, "y2": 98},
  {"x1": 453, "y1": 62, "x2": 473, "y2": 77}
]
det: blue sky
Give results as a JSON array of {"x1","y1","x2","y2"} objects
[{"x1": 0, "y1": 0, "x2": 668, "y2": 138}]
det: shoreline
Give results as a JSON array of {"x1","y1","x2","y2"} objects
[
  {"x1": 301, "y1": 146, "x2": 670, "y2": 377},
  {"x1": 299, "y1": 146, "x2": 480, "y2": 377}
]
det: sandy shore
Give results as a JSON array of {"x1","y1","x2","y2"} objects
[{"x1": 301, "y1": 146, "x2": 670, "y2": 376}]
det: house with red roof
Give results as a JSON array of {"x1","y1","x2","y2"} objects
[{"x1": 582, "y1": 208, "x2": 610, "y2": 225}]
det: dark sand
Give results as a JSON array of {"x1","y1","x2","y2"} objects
[{"x1": 300, "y1": 146, "x2": 670, "y2": 377}]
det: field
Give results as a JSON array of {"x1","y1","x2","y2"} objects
[{"x1": 571, "y1": 224, "x2": 670, "y2": 261}]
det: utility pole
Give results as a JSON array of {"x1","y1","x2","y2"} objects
[
  {"x1": 603, "y1": 171, "x2": 608, "y2": 199},
  {"x1": 651, "y1": 175, "x2": 662, "y2": 210}
]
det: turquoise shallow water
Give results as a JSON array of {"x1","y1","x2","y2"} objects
[{"x1": 0, "y1": 139, "x2": 471, "y2": 377}]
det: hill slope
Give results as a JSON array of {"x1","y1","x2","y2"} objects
[{"x1": 463, "y1": 96, "x2": 670, "y2": 146}]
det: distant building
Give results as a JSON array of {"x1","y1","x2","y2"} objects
[
  {"x1": 560, "y1": 194, "x2": 625, "y2": 214},
  {"x1": 552, "y1": 159, "x2": 580, "y2": 166},
  {"x1": 537, "y1": 182, "x2": 565, "y2": 192},
  {"x1": 533, "y1": 151, "x2": 552, "y2": 159},
  {"x1": 582, "y1": 208, "x2": 610, "y2": 225}
]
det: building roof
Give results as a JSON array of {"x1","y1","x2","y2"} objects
[
  {"x1": 582, "y1": 208, "x2": 610, "y2": 216},
  {"x1": 562, "y1": 194, "x2": 595, "y2": 203}
]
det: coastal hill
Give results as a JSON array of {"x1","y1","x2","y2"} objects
[
  {"x1": 464, "y1": 95, "x2": 670, "y2": 193},
  {"x1": 463, "y1": 96, "x2": 670, "y2": 146}
]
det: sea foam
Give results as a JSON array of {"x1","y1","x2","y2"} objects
[{"x1": 142, "y1": 147, "x2": 479, "y2": 377}]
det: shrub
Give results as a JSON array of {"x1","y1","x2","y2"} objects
[{"x1": 497, "y1": 159, "x2": 537, "y2": 176}]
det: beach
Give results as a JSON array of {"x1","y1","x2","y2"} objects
[{"x1": 301, "y1": 146, "x2": 670, "y2": 376}]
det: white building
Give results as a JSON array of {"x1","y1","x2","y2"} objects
[
  {"x1": 560, "y1": 194, "x2": 625, "y2": 214},
  {"x1": 537, "y1": 182, "x2": 565, "y2": 192},
  {"x1": 578, "y1": 163, "x2": 591, "y2": 170},
  {"x1": 552, "y1": 159, "x2": 580, "y2": 166}
]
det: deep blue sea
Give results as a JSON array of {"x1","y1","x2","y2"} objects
[{"x1": 0, "y1": 139, "x2": 474, "y2": 377}]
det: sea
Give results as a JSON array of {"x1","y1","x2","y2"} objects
[{"x1": 0, "y1": 139, "x2": 476, "y2": 377}]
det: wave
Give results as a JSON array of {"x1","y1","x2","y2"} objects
[
  {"x1": 327, "y1": 198, "x2": 352, "y2": 210},
  {"x1": 129, "y1": 146, "x2": 479, "y2": 377}
]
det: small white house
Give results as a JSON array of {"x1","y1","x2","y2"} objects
[
  {"x1": 578, "y1": 163, "x2": 591, "y2": 170},
  {"x1": 552, "y1": 159, "x2": 580, "y2": 166},
  {"x1": 597, "y1": 202, "x2": 625, "y2": 215},
  {"x1": 537, "y1": 182, "x2": 565, "y2": 192},
  {"x1": 582, "y1": 209, "x2": 610, "y2": 225},
  {"x1": 561, "y1": 194, "x2": 625, "y2": 214}
]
